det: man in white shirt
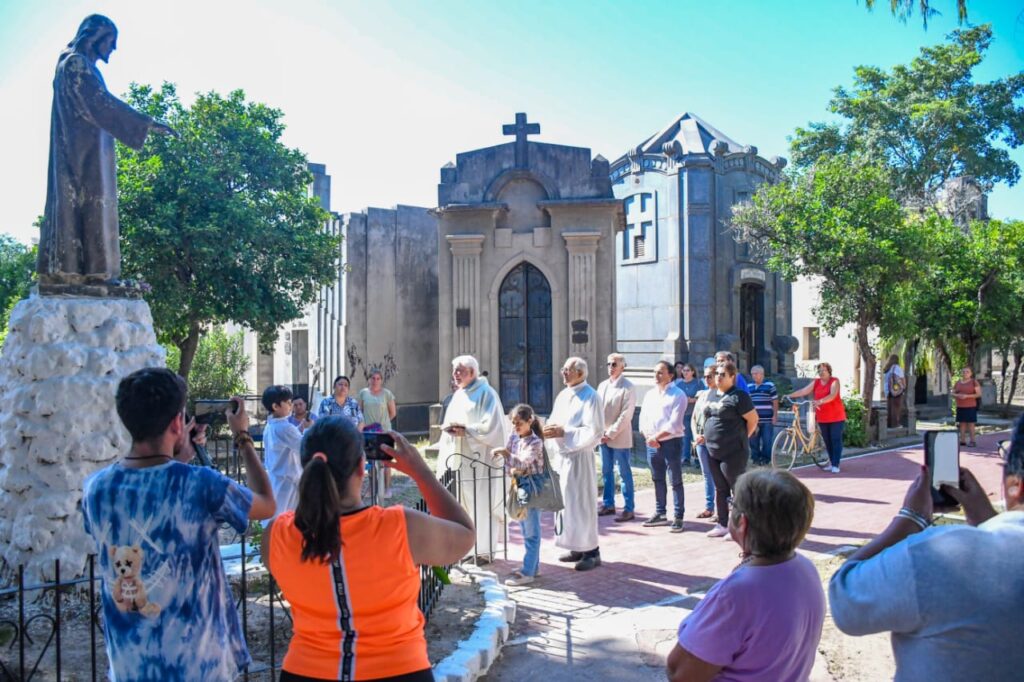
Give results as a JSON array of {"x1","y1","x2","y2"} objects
[
  {"x1": 597, "y1": 353, "x2": 638, "y2": 522},
  {"x1": 544, "y1": 357, "x2": 605, "y2": 571},
  {"x1": 436, "y1": 355, "x2": 509, "y2": 561},
  {"x1": 639, "y1": 361, "x2": 688, "y2": 532}
]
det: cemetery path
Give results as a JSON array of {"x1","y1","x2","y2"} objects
[{"x1": 481, "y1": 429, "x2": 1010, "y2": 681}]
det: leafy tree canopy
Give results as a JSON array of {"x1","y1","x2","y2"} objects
[
  {"x1": 730, "y1": 155, "x2": 926, "y2": 407},
  {"x1": 790, "y1": 25, "x2": 1024, "y2": 205},
  {"x1": 117, "y1": 84, "x2": 340, "y2": 379},
  {"x1": 165, "y1": 326, "x2": 251, "y2": 411},
  {"x1": 0, "y1": 234, "x2": 36, "y2": 343},
  {"x1": 863, "y1": 0, "x2": 968, "y2": 28}
]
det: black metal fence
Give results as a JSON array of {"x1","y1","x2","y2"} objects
[{"x1": 0, "y1": 448, "x2": 463, "y2": 681}]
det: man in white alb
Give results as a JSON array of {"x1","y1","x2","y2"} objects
[
  {"x1": 544, "y1": 357, "x2": 605, "y2": 571},
  {"x1": 436, "y1": 355, "x2": 509, "y2": 560}
]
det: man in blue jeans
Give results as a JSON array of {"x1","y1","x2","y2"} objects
[
  {"x1": 639, "y1": 361, "x2": 688, "y2": 532},
  {"x1": 597, "y1": 353, "x2": 638, "y2": 522},
  {"x1": 748, "y1": 365, "x2": 778, "y2": 465}
]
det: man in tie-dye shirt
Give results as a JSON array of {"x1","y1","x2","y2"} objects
[{"x1": 82, "y1": 368, "x2": 276, "y2": 681}]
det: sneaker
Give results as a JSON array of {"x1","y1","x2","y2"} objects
[
  {"x1": 670, "y1": 518, "x2": 685, "y2": 533},
  {"x1": 642, "y1": 514, "x2": 670, "y2": 527},
  {"x1": 504, "y1": 572, "x2": 535, "y2": 587},
  {"x1": 614, "y1": 511, "x2": 635, "y2": 522},
  {"x1": 830, "y1": 465, "x2": 840, "y2": 474},
  {"x1": 706, "y1": 524, "x2": 729, "y2": 538}
]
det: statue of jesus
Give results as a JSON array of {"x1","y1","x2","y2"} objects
[{"x1": 38, "y1": 14, "x2": 175, "y2": 287}]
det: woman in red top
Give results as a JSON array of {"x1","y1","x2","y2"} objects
[
  {"x1": 952, "y1": 367, "x2": 982, "y2": 447},
  {"x1": 262, "y1": 417, "x2": 475, "y2": 682},
  {"x1": 788, "y1": 362, "x2": 847, "y2": 473}
]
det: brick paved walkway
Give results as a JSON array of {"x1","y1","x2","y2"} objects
[{"x1": 480, "y1": 430, "x2": 1010, "y2": 681}]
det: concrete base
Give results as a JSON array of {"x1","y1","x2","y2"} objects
[{"x1": 0, "y1": 295, "x2": 165, "y2": 581}]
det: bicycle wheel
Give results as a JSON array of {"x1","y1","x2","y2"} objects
[
  {"x1": 771, "y1": 429, "x2": 797, "y2": 471},
  {"x1": 807, "y1": 429, "x2": 829, "y2": 470}
]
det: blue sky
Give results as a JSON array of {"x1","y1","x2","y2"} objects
[{"x1": 1, "y1": 0, "x2": 1021, "y2": 244}]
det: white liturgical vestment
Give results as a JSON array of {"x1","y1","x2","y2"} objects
[
  {"x1": 546, "y1": 381, "x2": 604, "y2": 552},
  {"x1": 436, "y1": 376, "x2": 508, "y2": 557}
]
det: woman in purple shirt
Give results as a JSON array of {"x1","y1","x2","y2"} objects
[{"x1": 667, "y1": 469, "x2": 825, "y2": 682}]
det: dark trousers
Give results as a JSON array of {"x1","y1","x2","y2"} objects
[
  {"x1": 820, "y1": 420, "x2": 845, "y2": 467},
  {"x1": 887, "y1": 394, "x2": 904, "y2": 428},
  {"x1": 647, "y1": 436, "x2": 684, "y2": 518},
  {"x1": 707, "y1": 449, "x2": 747, "y2": 527}
]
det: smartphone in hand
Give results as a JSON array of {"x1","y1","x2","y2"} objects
[{"x1": 924, "y1": 430, "x2": 960, "y2": 508}]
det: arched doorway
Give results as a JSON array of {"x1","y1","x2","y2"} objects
[
  {"x1": 499, "y1": 262, "x2": 553, "y2": 413},
  {"x1": 740, "y1": 283, "x2": 765, "y2": 371}
]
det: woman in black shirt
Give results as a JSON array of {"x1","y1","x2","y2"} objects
[{"x1": 703, "y1": 361, "x2": 759, "y2": 538}]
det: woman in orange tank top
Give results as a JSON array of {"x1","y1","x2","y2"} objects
[
  {"x1": 261, "y1": 417, "x2": 476, "y2": 682},
  {"x1": 787, "y1": 362, "x2": 847, "y2": 474}
]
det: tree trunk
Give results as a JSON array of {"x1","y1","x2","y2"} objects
[
  {"x1": 855, "y1": 321, "x2": 876, "y2": 442},
  {"x1": 998, "y1": 344, "x2": 1009, "y2": 405},
  {"x1": 935, "y1": 339, "x2": 954, "y2": 378},
  {"x1": 176, "y1": 321, "x2": 202, "y2": 381}
]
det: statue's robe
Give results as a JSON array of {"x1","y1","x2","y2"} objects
[{"x1": 39, "y1": 47, "x2": 153, "y2": 281}]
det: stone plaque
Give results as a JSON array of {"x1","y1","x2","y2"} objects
[
  {"x1": 571, "y1": 319, "x2": 589, "y2": 333},
  {"x1": 572, "y1": 332, "x2": 589, "y2": 345},
  {"x1": 456, "y1": 308, "x2": 470, "y2": 328},
  {"x1": 739, "y1": 267, "x2": 766, "y2": 283}
]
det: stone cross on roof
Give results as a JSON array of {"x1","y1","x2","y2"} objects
[{"x1": 502, "y1": 112, "x2": 540, "y2": 168}]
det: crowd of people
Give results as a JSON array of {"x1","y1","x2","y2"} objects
[{"x1": 78, "y1": 354, "x2": 1021, "y2": 681}]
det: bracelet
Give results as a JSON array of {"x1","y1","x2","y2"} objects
[
  {"x1": 233, "y1": 431, "x2": 254, "y2": 447},
  {"x1": 897, "y1": 507, "x2": 931, "y2": 531}
]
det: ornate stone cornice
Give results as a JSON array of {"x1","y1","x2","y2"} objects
[
  {"x1": 562, "y1": 231, "x2": 601, "y2": 254},
  {"x1": 446, "y1": 234, "x2": 485, "y2": 257}
]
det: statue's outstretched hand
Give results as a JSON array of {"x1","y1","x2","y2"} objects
[{"x1": 151, "y1": 121, "x2": 178, "y2": 137}]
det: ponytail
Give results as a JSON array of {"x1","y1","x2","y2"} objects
[
  {"x1": 294, "y1": 416, "x2": 364, "y2": 563},
  {"x1": 530, "y1": 416, "x2": 544, "y2": 440},
  {"x1": 295, "y1": 456, "x2": 343, "y2": 562}
]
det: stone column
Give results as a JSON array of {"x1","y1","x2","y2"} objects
[
  {"x1": 446, "y1": 234, "x2": 485, "y2": 358},
  {"x1": 564, "y1": 231, "x2": 601, "y2": 372}
]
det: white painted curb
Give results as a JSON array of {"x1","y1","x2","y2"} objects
[{"x1": 433, "y1": 566, "x2": 517, "y2": 682}]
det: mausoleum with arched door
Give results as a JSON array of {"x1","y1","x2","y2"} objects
[{"x1": 435, "y1": 114, "x2": 621, "y2": 412}]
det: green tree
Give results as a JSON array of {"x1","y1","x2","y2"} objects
[
  {"x1": 731, "y1": 156, "x2": 925, "y2": 419},
  {"x1": 165, "y1": 326, "x2": 251, "y2": 410},
  {"x1": 116, "y1": 84, "x2": 340, "y2": 380},
  {"x1": 0, "y1": 235, "x2": 37, "y2": 333},
  {"x1": 791, "y1": 25, "x2": 1024, "y2": 207},
  {"x1": 907, "y1": 216, "x2": 1024, "y2": 377},
  {"x1": 862, "y1": 0, "x2": 968, "y2": 28}
]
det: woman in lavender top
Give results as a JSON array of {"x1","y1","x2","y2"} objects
[
  {"x1": 667, "y1": 469, "x2": 824, "y2": 682},
  {"x1": 318, "y1": 375, "x2": 364, "y2": 430}
]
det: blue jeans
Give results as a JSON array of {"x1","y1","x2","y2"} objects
[
  {"x1": 696, "y1": 443, "x2": 715, "y2": 512},
  {"x1": 519, "y1": 507, "x2": 541, "y2": 576},
  {"x1": 750, "y1": 422, "x2": 774, "y2": 464},
  {"x1": 600, "y1": 444, "x2": 634, "y2": 512},
  {"x1": 682, "y1": 417, "x2": 694, "y2": 465},
  {"x1": 647, "y1": 437, "x2": 684, "y2": 518},
  {"x1": 820, "y1": 421, "x2": 845, "y2": 467},
  {"x1": 515, "y1": 473, "x2": 546, "y2": 505}
]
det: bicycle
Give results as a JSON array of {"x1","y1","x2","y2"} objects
[{"x1": 772, "y1": 399, "x2": 828, "y2": 471}]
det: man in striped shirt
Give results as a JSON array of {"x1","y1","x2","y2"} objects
[{"x1": 748, "y1": 365, "x2": 778, "y2": 466}]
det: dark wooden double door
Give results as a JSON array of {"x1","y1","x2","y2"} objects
[{"x1": 499, "y1": 263, "x2": 553, "y2": 413}]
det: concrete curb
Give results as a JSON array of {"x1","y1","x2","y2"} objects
[{"x1": 433, "y1": 566, "x2": 517, "y2": 682}]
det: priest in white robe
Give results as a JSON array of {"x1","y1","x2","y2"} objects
[
  {"x1": 436, "y1": 355, "x2": 509, "y2": 560},
  {"x1": 544, "y1": 356, "x2": 605, "y2": 571}
]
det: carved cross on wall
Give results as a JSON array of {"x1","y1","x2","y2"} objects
[{"x1": 502, "y1": 112, "x2": 540, "y2": 168}]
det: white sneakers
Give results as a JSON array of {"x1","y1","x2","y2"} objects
[
  {"x1": 505, "y1": 572, "x2": 536, "y2": 586},
  {"x1": 706, "y1": 524, "x2": 730, "y2": 538},
  {"x1": 830, "y1": 466, "x2": 841, "y2": 474}
]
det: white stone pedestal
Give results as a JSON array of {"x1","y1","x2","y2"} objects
[{"x1": 0, "y1": 295, "x2": 165, "y2": 581}]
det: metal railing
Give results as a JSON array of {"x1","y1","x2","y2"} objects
[{"x1": 0, "y1": 451, "x2": 465, "y2": 681}]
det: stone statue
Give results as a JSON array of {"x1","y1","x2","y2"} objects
[{"x1": 37, "y1": 14, "x2": 174, "y2": 292}]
